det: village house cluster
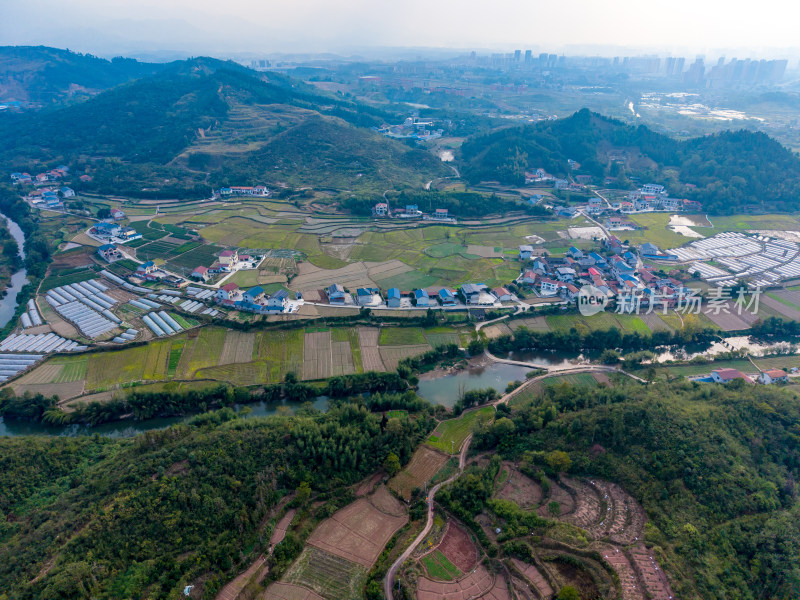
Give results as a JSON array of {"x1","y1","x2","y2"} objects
[
  {"x1": 695, "y1": 367, "x2": 794, "y2": 387},
  {"x1": 217, "y1": 185, "x2": 270, "y2": 198},
  {"x1": 377, "y1": 116, "x2": 444, "y2": 142},
  {"x1": 373, "y1": 203, "x2": 456, "y2": 223},
  {"x1": 524, "y1": 169, "x2": 702, "y2": 217},
  {"x1": 189, "y1": 249, "x2": 261, "y2": 283},
  {"x1": 88, "y1": 221, "x2": 142, "y2": 244},
  {"x1": 516, "y1": 236, "x2": 692, "y2": 310}
]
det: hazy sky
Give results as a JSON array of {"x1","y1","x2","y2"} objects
[{"x1": 2, "y1": 0, "x2": 799, "y2": 59}]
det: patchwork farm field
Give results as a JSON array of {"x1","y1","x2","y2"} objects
[
  {"x1": 271, "y1": 486, "x2": 405, "y2": 600},
  {"x1": 307, "y1": 486, "x2": 406, "y2": 567},
  {"x1": 279, "y1": 548, "x2": 366, "y2": 600},
  {"x1": 6, "y1": 321, "x2": 444, "y2": 401}
]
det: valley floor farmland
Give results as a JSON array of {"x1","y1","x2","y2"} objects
[{"x1": 6, "y1": 325, "x2": 465, "y2": 402}]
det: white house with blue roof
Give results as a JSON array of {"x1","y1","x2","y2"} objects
[
  {"x1": 414, "y1": 288, "x2": 431, "y2": 306},
  {"x1": 387, "y1": 287, "x2": 402, "y2": 308},
  {"x1": 438, "y1": 288, "x2": 456, "y2": 306}
]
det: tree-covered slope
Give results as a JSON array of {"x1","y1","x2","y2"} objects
[
  {"x1": 474, "y1": 379, "x2": 800, "y2": 599},
  {"x1": 0, "y1": 46, "x2": 165, "y2": 105},
  {"x1": 0, "y1": 58, "x2": 447, "y2": 196},
  {"x1": 460, "y1": 108, "x2": 800, "y2": 213},
  {"x1": 0, "y1": 402, "x2": 433, "y2": 599}
]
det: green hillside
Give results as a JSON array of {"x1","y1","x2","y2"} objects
[
  {"x1": 460, "y1": 108, "x2": 800, "y2": 213},
  {"x1": 0, "y1": 402, "x2": 432, "y2": 599},
  {"x1": 0, "y1": 46, "x2": 165, "y2": 105},
  {"x1": 0, "y1": 58, "x2": 447, "y2": 196},
  {"x1": 473, "y1": 379, "x2": 800, "y2": 599}
]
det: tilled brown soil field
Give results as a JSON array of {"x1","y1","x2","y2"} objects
[
  {"x1": 436, "y1": 523, "x2": 478, "y2": 572},
  {"x1": 306, "y1": 487, "x2": 407, "y2": 567},
  {"x1": 357, "y1": 327, "x2": 385, "y2": 372}
]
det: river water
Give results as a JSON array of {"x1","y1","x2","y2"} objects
[
  {"x1": 0, "y1": 396, "x2": 329, "y2": 438},
  {"x1": 416, "y1": 362, "x2": 530, "y2": 408},
  {"x1": 0, "y1": 213, "x2": 28, "y2": 328}
]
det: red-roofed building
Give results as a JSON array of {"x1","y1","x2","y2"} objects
[
  {"x1": 216, "y1": 282, "x2": 240, "y2": 302},
  {"x1": 191, "y1": 266, "x2": 210, "y2": 282},
  {"x1": 492, "y1": 287, "x2": 512, "y2": 302},
  {"x1": 711, "y1": 368, "x2": 753, "y2": 384},
  {"x1": 219, "y1": 250, "x2": 239, "y2": 265},
  {"x1": 759, "y1": 369, "x2": 788, "y2": 384}
]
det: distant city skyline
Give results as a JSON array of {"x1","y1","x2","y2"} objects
[{"x1": 3, "y1": 0, "x2": 800, "y2": 62}]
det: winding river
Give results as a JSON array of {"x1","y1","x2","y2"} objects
[{"x1": 0, "y1": 213, "x2": 28, "y2": 329}]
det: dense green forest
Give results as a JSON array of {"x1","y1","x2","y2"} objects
[
  {"x1": 472, "y1": 379, "x2": 800, "y2": 599},
  {"x1": 460, "y1": 108, "x2": 800, "y2": 213},
  {"x1": 0, "y1": 398, "x2": 434, "y2": 599}
]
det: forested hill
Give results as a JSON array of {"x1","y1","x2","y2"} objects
[
  {"x1": 460, "y1": 108, "x2": 800, "y2": 214},
  {"x1": 0, "y1": 401, "x2": 433, "y2": 598},
  {"x1": 0, "y1": 46, "x2": 165, "y2": 105},
  {"x1": 473, "y1": 379, "x2": 800, "y2": 599},
  {"x1": 0, "y1": 57, "x2": 447, "y2": 196}
]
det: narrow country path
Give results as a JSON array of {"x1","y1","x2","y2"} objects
[{"x1": 384, "y1": 435, "x2": 472, "y2": 600}]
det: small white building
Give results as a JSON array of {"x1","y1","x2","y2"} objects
[{"x1": 758, "y1": 369, "x2": 788, "y2": 384}]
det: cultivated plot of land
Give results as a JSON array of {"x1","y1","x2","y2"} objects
[
  {"x1": 481, "y1": 322, "x2": 514, "y2": 339},
  {"x1": 702, "y1": 309, "x2": 753, "y2": 331},
  {"x1": 389, "y1": 445, "x2": 449, "y2": 500},
  {"x1": 303, "y1": 330, "x2": 333, "y2": 380},
  {"x1": 508, "y1": 316, "x2": 550, "y2": 332},
  {"x1": 421, "y1": 550, "x2": 462, "y2": 581},
  {"x1": 291, "y1": 260, "x2": 412, "y2": 292},
  {"x1": 330, "y1": 340, "x2": 355, "y2": 376},
  {"x1": 592, "y1": 544, "x2": 642, "y2": 600},
  {"x1": 762, "y1": 293, "x2": 800, "y2": 321},
  {"x1": 379, "y1": 344, "x2": 432, "y2": 370},
  {"x1": 280, "y1": 547, "x2": 366, "y2": 600},
  {"x1": 357, "y1": 327, "x2": 385, "y2": 372},
  {"x1": 495, "y1": 467, "x2": 543, "y2": 510},
  {"x1": 510, "y1": 558, "x2": 554, "y2": 600},
  {"x1": 306, "y1": 487, "x2": 407, "y2": 567},
  {"x1": 435, "y1": 522, "x2": 478, "y2": 572},
  {"x1": 416, "y1": 564, "x2": 507, "y2": 600},
  {"x1": 262, "y1": 582, "x2": 325, "y2": 600},
  {"x1": 219, "y1": 330, "x2": 256, "y2": 365}
]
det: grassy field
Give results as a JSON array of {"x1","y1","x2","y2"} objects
[
  {"x1": 546, "y1": 312, "x2": 653, "y2": 334},
  {"x1": 705, "y1": 214, "x2": 800, "y2": 233},
  {"x1": 164, "y1": 243, "x2": 225, "y2": 272},
  {"x1": 379, "y1": 327, "x2": 427, "y2": 346},
  {"x1": 421, "y1": 550, "x2": 462, "y2": 581},
  {"x1": 641, "y1": 359, "x2": 754, "y2": 380},
  {"x1": 423, "y1": 327, "x2": 462, "y2": 348},
  {"x1": 49, "y1": 356, "x2": 88, "y2": 382},
  {"x1": 543, "y1": 372, "x2": 599, "y2": 388},
  {"x1": 39, "y1": 269, "x2": 98, "y2": 292},
  {"x1": 626, "y1": 213, "x2": 694, "y2": 249},
  {"x1": 427, "y1": 406, "x2": 495, "y2": 454}
]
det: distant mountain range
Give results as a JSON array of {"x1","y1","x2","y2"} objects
[
  {"x1": 0, "y1": 50, "x2": 447, "y2": 197},
  {"x1": 460, "y1": 109, "x2": 800, "y2": 214}
]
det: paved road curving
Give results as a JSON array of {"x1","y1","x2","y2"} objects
[{"x1": 384, "y1": 435, "x2": 473, "y2": 600}]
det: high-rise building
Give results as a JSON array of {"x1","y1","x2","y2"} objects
[
  {"x1": 524, "y1": 49, "x2": 532, "y2": 64},
  {"x1": 514, "y1": 49, "x2": 521, "y2": 62}
]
